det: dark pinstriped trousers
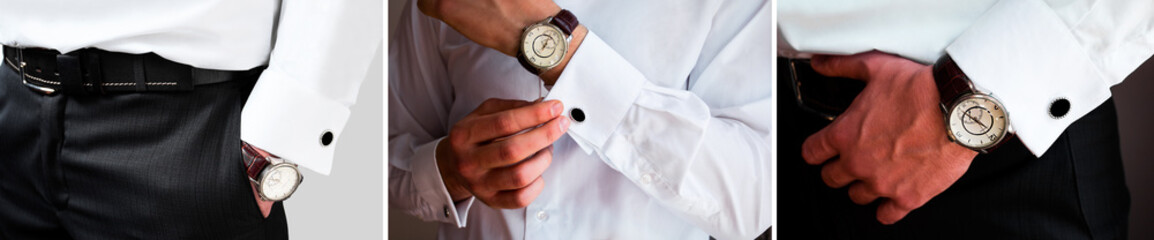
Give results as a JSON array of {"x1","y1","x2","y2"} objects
[{"x1": 0, "y1": 65, "x2": 288, "y2": 239}]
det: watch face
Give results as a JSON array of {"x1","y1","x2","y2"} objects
[
  {"x1": 947, "y1": 94, "x2": 1009, "y2": 150},
  {"x1": 259, "y1": 163, "x2": 301, "y2": 201},
  {"x1": 521, "y1": 23, "x2": 567, "y2": 69}
]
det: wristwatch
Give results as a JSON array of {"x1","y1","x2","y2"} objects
[
  {"x1": 933, "y1": 54, "x2": 1013, "y2": 153},
  {"x1": 517, "y1": 9, "x2": 579, "y2": 75},
  {"x1": 242, "y1": 143, "x2": 303, "y2": 201}
]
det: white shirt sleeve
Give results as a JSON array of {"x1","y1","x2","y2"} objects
[
  {"x1": 240, "y1": 0, "x2": 382, "y2": 175},
  {"x1": 387, "y1": 0, "x2": 473, "y2": 227},
  {"x1": 543, "y1": 3, "x2": 773, "y2": 239},
  {"x1": 947, "y1": 0, "x2": 1154, "y2": 156}
]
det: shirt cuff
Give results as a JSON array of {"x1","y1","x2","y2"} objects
[
  {"x1": 409, "y1": 137, "x2": 473, "y2": 228},
  {"x1": 945, "y1": 0, "x2": 1113, "y2": 156},
  {"x1": 240, "y1": 66, "x2": 349, "y2": 175},
  {"x1": 544, "y1": 31, "x2": 645, "y2": 154}
]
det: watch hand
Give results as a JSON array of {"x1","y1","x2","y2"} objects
[{"x1": 965, "y1": 112, "x2": 988, "y2": 129}]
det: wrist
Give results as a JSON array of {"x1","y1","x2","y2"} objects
[
  {"x1": 435, "y1": 138, "x2": 473, "y2": 201},
  {"x1": 539, "y1": 24, "x2": 586, "y2": 85},
  {"x1": 932, "y1": 54, "x2": 1013, "y2": 153},
  {"x1": 241, "y1": 142, "x2": 303, "y2": 202}
]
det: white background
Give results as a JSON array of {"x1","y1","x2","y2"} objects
[{"x1": 285, "y1": 44, "x2": 385, "y2": 238}]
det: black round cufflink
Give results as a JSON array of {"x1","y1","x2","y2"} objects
[
  {"x1": 570, "y1": 108, "x2": 585, "y2": 122},
  {"x1": 1050, "y1": 98, "x2": 1070, "y2": 119},
  {"x1": 321, "y1": 131, "x2": 334, "y2": 146}
]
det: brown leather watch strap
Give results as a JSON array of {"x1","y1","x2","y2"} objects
[
  {"x1": 242, "y1": 143, "x2": 272, "y2": 180},
  {"x1": 550, "y1": 9, "x2": 579, "y2": 36},
  {"x1": 932, "y1": 54, "x2": 973, "y2": 105}
]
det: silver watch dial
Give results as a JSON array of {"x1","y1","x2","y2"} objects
[
  {"x1": 947, "y1": 94, "x2": 1009, "y2": 150},
  {"x1": 259, "y1": 163, "x2": 301, "y2": 201},
  {"x1": 521, "y1": 23, "x2": 567, "y2": 70}
]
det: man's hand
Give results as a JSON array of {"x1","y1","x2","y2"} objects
[
  {"x1": 801, "y1": 52, "x2": 978, "y2": 225},
  {"x1": 417, "y1": 0, "x2": 561, "y2": 56},
  {"x1": 436, "y1": 98, "x2": 570, "y2": 209}
]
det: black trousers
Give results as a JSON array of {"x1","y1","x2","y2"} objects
[
  {"x1": 0, "y1": 65, "x2": 287, "y2": 239},
  {"x1": 777, "y1": 68, "x2": 1130, "y2": 239}
]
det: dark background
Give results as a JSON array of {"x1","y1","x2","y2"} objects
[{"x1": 1112, "y1": 57, "x2": 1154, "y2": 240}]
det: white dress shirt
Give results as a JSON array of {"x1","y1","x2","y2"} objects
[
  {"x1": 0, "y1": 0, "x2": 382, "y2": 175},
  {"x1": 388, "y1": 0, "x2": 772, "y2": 239},
  {"x1": 779, "y1": 0, "x2": 1154, "y2": 157}
]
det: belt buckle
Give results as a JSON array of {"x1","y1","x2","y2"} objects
[
  {"x1": 15, "y1": 49, "x2": 58, "y2": 95},
  {"x1": 22, "y1": 78, "x2": 57, "y2": 95}
]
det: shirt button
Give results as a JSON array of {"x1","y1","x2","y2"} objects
[
  {"x1": 536, "y1": 210, "x2": 549, "y2": 221},
  {"x1": 443, "y1": 206, "x2": 450, "y2": 218},
  {"x1": 640, "y1": 173, "x2": 654, "y2": 185},
  {"x1": 570, "y1": 108, "x2": 585, "y2": 122}
]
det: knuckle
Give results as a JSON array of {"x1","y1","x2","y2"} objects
[
  {"x1": 508, "y1": 171, "x2": 531, "y2": 188},
  {"x1": 895, "y1": 196, "x2": 920, "y2": 210},
  {"x1": 495, "y1": 114, "x2": 521, "y2": 134},
  {"x1": 499, "y1": 144, "x2": 521, "y2": 161},
  {"x1": 448, "y1": 127, "x2": 470, "y2": 146},
  {"x1": 865, "y1": 181, "x2": 888, "y2": 196},
  {"x1": 845, "y1": 161, "x2": 871, "y2": 179}
]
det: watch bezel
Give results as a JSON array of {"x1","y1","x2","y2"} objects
[
  {"x1": 253, "y1": 162, "x2": 303, "y2": 202},
  {"x1": 943, "y1": 93, "x2": 1011, "y2": 153}
]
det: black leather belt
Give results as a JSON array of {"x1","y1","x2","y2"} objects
[{"x1": 3, "y1": 46, "x2": 263, "y2": 95}]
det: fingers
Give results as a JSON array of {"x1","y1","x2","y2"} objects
[
  {"x1": 482, "y1": 146, "x2": 553, "y2": 192},
  {"x1": 877, "y1": 200, "x2": 914, "y2": 225},
  {"x1": 848, "y1": 183, "x2": 880, "y2": 205},
  {"x1": 474, "y1": 98, "x2": 538, "y2": 115},
  {"x1": 470, "y1": 100, "x2": 563, "y2": 141},
  {"x1": 810, "y1": 51, "x2": 894, "y2": 81},
  {"x1": 802, "y1": 126, "x2": 839, "y2": 165},
  {"x1": 820, "y1": 160, "x2": 856, "y2": 188},
  {"x1": 474, "y1": 116, "x2": 569, "y2": 168},
  {"x1": 488, "y1": 176, "x2": 546, "y2": 209}
]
